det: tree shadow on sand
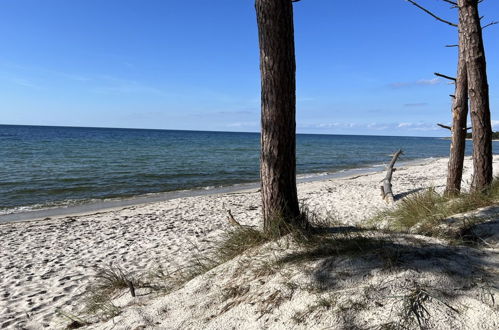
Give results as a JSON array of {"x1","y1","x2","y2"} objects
[
  {"x1": 277, "y1": 220, "x2": 499, "y2": 329},
  {"x1": 394, "y1": 188, "x2": 424, "y2": 201}
]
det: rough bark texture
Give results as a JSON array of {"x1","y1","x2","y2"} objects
[
  {"x1": 255, "y1": 0, "x2": 301, "y2": 233},
  {"x1": 460, "y1": 0, "x2": 492, "y2": 191},
  {"x1": 445, "y1": 7, "x2": 469, "y2": 196}
]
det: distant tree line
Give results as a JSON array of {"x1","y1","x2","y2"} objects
[{"x1": 466, "y1": 131, "x2": 499, "y2": 139}]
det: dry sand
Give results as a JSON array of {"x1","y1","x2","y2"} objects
[{"x1": 1, "y1": 156, "x2": 498, "y2": 329}]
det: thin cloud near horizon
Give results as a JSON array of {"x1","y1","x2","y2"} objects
[{"x1": 388, "y1": 78, "x2": 441, "y2": 89}]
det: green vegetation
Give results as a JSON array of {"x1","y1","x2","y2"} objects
[
  {"x1": 92, "y1": 265, "x2": 136, "y2": 293},
  {"x1": 75, "y1": 265, "x2": 142, "y2": 324},
  {"x1": 74, "y1": 185, "x2": 499, "y2": 328},
  {"x1": 370, "y1": 180, "x2": 499, "y2": 237},
  {"x1": 146, "y1": 213, "x2": 314, "y2": 296}
]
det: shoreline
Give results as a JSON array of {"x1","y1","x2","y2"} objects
[
  {"x1": 0, "y1": 157, "x2": 438, "y2": 225},
  {"x1": 1, "y1": 155, "x2": 497, "y2": 329}
]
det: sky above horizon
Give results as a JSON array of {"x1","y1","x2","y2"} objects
[{"x1": 1, "y1": 0, "x2": 498, "y2": 137}]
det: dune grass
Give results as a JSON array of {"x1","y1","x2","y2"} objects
[
  {"x1": 56, "y1": 309, "x2": 88, "y2": 329},
  {"x1": 76, "y1": 265, "x2": 141, "y2": 324},
  {"x1": 147, "y1": 225, "x2": 271, "y2": 293},
  {"x1": 371, "y1": 180, "x2": 499, "y2": 236},
  {"x1": 146, "y1": 211, "x2": 317, "y2": 296},
  {"x1": 75, "y1": 185, "x2": 499, "y2": 328}
]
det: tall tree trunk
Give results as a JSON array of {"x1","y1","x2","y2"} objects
[
  {"x1": 460, "y1": 0, "x2": 492, "y2": 191},
  {"x1": 445, "y1": 8, "x2": 469, "y2": 196},
  {"x1": 255, "y1": 0, "x2": 301, "y2": 233}
]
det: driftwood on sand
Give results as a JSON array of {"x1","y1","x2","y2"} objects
[
  {"x1": 381, "y1": 149, "x2": 403, "y2": 203},
  {"x1": 226, "y1": 209, "x2": 242, "y2": 226}
]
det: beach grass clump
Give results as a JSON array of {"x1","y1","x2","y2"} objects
[
  {"x1": 216, "y1": 206, "x2": 325, "y2": 263},
  {"x1": 92, "y1": 264, "x2": 135, "y2": 293},
  {"x1": 78, "y1": 265, "x2": 139, "y2": 322},
  {"x1": 56, "y1": 309, "x2": 88, "y2": 329},
  {"x1": 83, "y1": 291, "x2": 122, "y2": 321},
  {"x1": 156, "y1": 226, "x2": 272, "y2": 289},
  {"x1": 373, "y1": 180, "x2": 499, "y2": 236},
  {"x1": 400, "y1": 287, "x2": 432, "y2": 329},
  {"x1": 147, "y1": 223, "x2": 291, "y2": 294},
  {"x1": 395, "y1": 285, "x2": 460, "y2": 330},
  {"x1": 215, "y1": 226, "x2": 270, "y2": 262},
  {"x1": 378, "y1": 188, "x2": 447, "y2": 231},
  {"x1": 147, "y1": 209, "x2": 321, "y2": 294}
]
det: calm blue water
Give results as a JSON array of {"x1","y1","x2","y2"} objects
[{"x1": 0, "y1": 124, "x2": 486, "y2": 214}]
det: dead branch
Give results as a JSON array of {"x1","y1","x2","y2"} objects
[
  {"x1": 482, "y1": 21, "x2": 498, "y2": 29},
  {"x1": 434, "y1": 72, "x2": 456, "y2": 81},
  {"x1": 406, "y1": 0, "x2": 458, "y2": 27},
  {"x1": 227, "y1": 209, "x2": 242, "y2": 226},
  {"x1": 126, "y1": 279, "x2": 136, "y2": 297},
  {"x1": 437, "y1": 123, "x2": 452, "y2": 130},
  {"x1": 381, "y1": 149, "x2": 403, "y2": 203},
  {"x1": 437, "y1": 123, "x2": 471, "y2": 130}
]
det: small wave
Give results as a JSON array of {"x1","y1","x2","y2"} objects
[
  {"x1": 0, "y1": 198, "x2": 99, "y2": 216},
  {"x1": 297, "y1": 172, "x2": 330, "y2": 179}
]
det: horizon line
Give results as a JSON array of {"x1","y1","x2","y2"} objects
[{"x1": 0, "y1": 123, "x2": 444, "y2": 139}]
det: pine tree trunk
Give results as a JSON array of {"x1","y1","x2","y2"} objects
[
  {"x1": 255, "y1": 0, "x2": 301, "y2": 233},
  {"x1": 445, "y1": 7, "x2": 469, "y2": 196},
  {"x1": 460, "y1": 0, "x2": 492, "y2": 191}
]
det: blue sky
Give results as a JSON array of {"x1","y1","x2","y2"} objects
[{"x1": 0, "y1": 0, "x2": 498, "y2": 136}]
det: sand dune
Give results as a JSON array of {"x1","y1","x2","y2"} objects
[{"x1": 1, "y1": 156, "x2": 497, "y2": 329}]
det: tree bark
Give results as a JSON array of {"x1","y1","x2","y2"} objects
[
  {"x1": 460, "y1": 0, "x2": 492, "y2": 191},
  {"x1": 255, "y1": 0, "x2": 301, "y2": 233},
  {"x1": 445, "y1": 6, "x2": 469, "y2": 196}
]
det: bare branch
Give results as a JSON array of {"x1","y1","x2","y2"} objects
[
  {"x1": 482, "y1": 21, "x2": 498, "y2": 29},
  {"x1": 445, "y1": 44, "x2": 459, "y2": 47},
  {"x1": 434, "y1": 72, "x2": 456, "y2": 81},
  {"x1": 437, "y1": 123, "x2": 472, "y2": 130},
  {"x1": 438, "y1": 123, "x2": 452, "y2": 130},
  {"x1": 406, "y1": 0, "x2": 458, "y2": 27}
]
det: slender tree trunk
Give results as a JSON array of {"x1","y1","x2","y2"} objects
[
  {"x1": 460, "y1": 0, "x2": 492, "y2": 191},
  {"x1": 255, "y1": 0, "x2": 301, "y2": 233},
  {"x1": 445, "y1": 8, "x2": 469, "y2": 196}
]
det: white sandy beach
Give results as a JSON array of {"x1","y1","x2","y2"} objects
[{"x1": 1, "y1": 156, "x2": 498, "y2": 329}]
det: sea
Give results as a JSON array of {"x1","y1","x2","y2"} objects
[{"x1": 0, "y1": 124, "x2": 492, "y2": 220}]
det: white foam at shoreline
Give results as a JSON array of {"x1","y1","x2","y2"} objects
[
  {"x1": 3, "y1": 156, "x2": 495, "y2": 328},
  {"x1": 0, "y1": 157, "x2": 439, "y2": 224}
]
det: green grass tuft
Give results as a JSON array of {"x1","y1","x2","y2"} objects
[
  {"x1": 79, "y1": 265, "x2": 140, "y2": 322},
  {"x1": 92, "y1": 265, "x2": 134, "y2": 293},
  {"x1": 216, "y1": 226, "x2": 270, "y2": 262},
  {"x1": 372, "y1": 180, "x2": 499, "y2": 236}
]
